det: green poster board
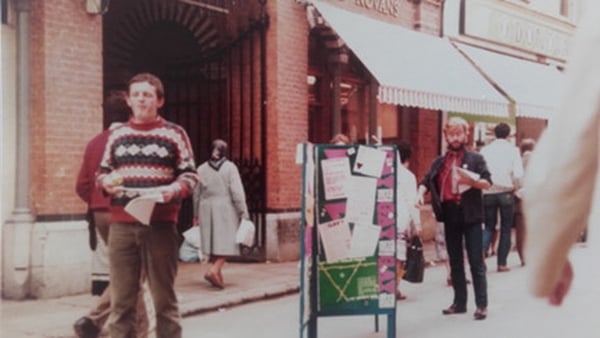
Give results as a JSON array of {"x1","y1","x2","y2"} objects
[
  {"x1": 318, "y1": 257, "x2": 379, "y2": 312},
  {"x1": 299, "y1": 143, "x2": 398, "y2": 338}
]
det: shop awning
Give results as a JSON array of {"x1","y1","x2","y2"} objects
[
  {"x1": 455, "y1": 43, "x2": 564, "y2": 120},
  {"x1": 310, "y1": 0, "x2": 509, "y2": 118}
]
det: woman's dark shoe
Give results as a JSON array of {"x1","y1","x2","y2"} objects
[
  {"x1": 395, "y1": 290, "x2": 407, "y2": 301},
  {"x1": 497, "y1": 265, "x2": 511, "y2": 272},
  {"x1": 204, "y1": 271, "x2": 224, "y2": 289},
  {"x1": 442, "y1": 304, "x2": 467, "y2": 315},
  {"x1": 73, "y1": 316, "x2": 100, "y2": 338},
  {"x1": 474, "y1": 307, "x2": 487, "y2": 320}
]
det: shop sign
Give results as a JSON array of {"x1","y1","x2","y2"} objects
[
  {"x1": 326, "y1": 0, "x2": 402, "y2": 18},
  {"x1": 461, "y1": 0, "x2": 573, "y2": 60},
  {"x1": 353, "y1": 0, "x2": 400, "y2": 17}
]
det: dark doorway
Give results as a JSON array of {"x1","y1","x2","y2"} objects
[{"x1": 102, "y1": 0, "x2": 268, "y2": 261}]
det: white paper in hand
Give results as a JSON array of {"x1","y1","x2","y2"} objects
[
  {"x1": 124, "y1": 193, "x2": 164, "y2": 225},
  {"x1": 456, "y1": 167, "x2": 480, "y2": 193}
]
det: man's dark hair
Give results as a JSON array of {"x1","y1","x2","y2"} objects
[
  {"x1": 103, "y1": 90, "x2": 131, "y2": 128},
  {"x1": 128, "y1": 72, "x2": 165, "y2": 100},
  {"x1": 494, "y1": 123, "x2": 511, "y2": 139},
  {"x1": 397, "y1": 140, "x2": 412, "y2": 164}
]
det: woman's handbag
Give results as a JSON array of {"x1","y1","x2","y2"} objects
[
  {"x1": 235, "y1": 218, "x2": 256, "y2": 247},
  {"x1": 402, "y1": 235, "x2": 425, "y2": 283}
]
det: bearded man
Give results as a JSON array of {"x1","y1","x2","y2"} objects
[{"x1": 416, "y1": 117, "x2": 492, "y2": 320}]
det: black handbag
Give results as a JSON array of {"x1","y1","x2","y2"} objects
[{"x1": 403, "y1": 235, "x2": 425, "y2": 283}]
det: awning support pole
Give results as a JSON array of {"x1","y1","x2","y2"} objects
[
  {"x1": 368, "y1": 75, "x2": 378, "y2": 142},
  {"x1": 330, "y1": 61, "x2": 341, "y2": 136}
]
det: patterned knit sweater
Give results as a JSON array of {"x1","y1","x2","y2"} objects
[{"x1": 98, "y1": 117, "x2": 199, "y2": 224}]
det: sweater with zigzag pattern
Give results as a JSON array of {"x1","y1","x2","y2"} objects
[{"x1": 98, "y1": 117, "x2": 199, "y2": 224}]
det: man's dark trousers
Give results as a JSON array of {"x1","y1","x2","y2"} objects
[
  {"x1": 482, "y1": 192, "x2": 516, "y2": 266},
  {"x1": 109, "y1": 222, "x2": 182, "y2": 338},
  {"x1": 443, "y1": 202, "x2": 488, "y2": 309}
]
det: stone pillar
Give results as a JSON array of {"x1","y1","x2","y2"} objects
[{"x1": 3, "y1": 0, "x2": 34, "y2": 300}]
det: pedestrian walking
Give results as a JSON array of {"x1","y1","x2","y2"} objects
[
  {"x1": 194, "y1": 139, "x2": 250, "y2": 289},
  {"x1": 395, "y1": 141, "x2": 422, "y2": 300},
  {"x1": 74, "y1": 90, "x2": 149, "y2": 338},
  {"x1": 416, "y1": 116, "x2": 492, "y2": 320},
  {"x1": 524, "y1": 2, "x2": 600, "y2": 307},
  {"x1": 513, "y1": 138, "x2": 535, "y2": 267},
  {"x1": 480, "y1": 123, "x2": 524, "y2": 272},
  {"x1": 98, "y1": 73, "x2": 199, "y2": 338}
]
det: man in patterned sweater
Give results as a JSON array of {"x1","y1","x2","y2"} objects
[{"x1": 97, "y1": 73, "x2": 199, "y2": 338}]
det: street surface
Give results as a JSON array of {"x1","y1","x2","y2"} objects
[{"x1": 182, "y1": 243, "x2": 599, "y2": 338}]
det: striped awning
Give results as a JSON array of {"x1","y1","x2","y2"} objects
[
  {"x1": 311, "y1": 0, "x2": 510, "y2": 118},
  {"x1": 455, "y1": 43, "x2": 564, "y2": 120}
]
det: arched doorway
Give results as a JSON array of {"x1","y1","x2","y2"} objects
[{"x1": 103, "y1": 0, "x2": 268, "y2": 261}]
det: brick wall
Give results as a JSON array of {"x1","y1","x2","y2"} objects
[
  {"x1": 412, "y1": 109, "x2": 441, "y2": 182},
  {"x1": 412, "y1": 109, "x2": 441, "y2": 241},
  {"x1": 517, "y1": 117, "x2": 547, "y2": 142},
  {"x1": 264, "y1": 1, "x2": 309, "y2": 211},
  {"x1": 30, "y1": 0, "x2": 103, "y2": 216}
]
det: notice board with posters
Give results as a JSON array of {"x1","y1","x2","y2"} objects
[{"x1": 299, "y1": 143, "x2": 398, "y2": 338}]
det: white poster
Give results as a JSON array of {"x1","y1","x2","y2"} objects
[
  {"x1": 318, "y1": 219, "x2": 352, "y2": 263},
  {"x1": 377, "y1": 188, "x2": 393, "y2": 202},
  {"x1": 353, "y1": 146, "x2": 387, "y2": 178},
  {"x1": 321, "y1": 157, "x2": 351, "y2": 200},
  {"x1": 349, "y1": 223, "x2": 381, "y2": 258},
  {"x1": 345, "y1": 176, "x2": 377, "y2": 225},
  {"x1": 379, "y1": 293, "x2": 395, "y2": 308},
  {"x1": 378, "y1": 240, "x2": 395, "y2": 257}
]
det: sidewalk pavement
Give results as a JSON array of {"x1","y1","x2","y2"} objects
[{"x1": 0, "y1": 240, "x2": 443, "y2": 338}]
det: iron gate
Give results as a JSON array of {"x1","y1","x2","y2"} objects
[{"x1": 162, "y1": 9, "x2": 269, "y2": 262}]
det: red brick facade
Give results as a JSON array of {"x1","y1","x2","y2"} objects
[
  {"x1": 25, "y1": 0, "x2": 444, "y2": 215},
  {"x1": 411, "y1": 109, "x2": 441, "y2": 183},
  {"x1": 264, "y1": 1, "x2": 309, "y2": 211},
  {"x1": 1, "y1": 0, "x2": 569, "y2": 301},
  {"x1": 30, "y1": 0, "x2": 102, "y2": 216},
  {"x1": 517, "y1": 117, "x2": 547, "y2": 142}
]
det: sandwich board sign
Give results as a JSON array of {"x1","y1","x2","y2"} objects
[{"x1": 299, "y1": 143, "x2": 398, "y2": 338}]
